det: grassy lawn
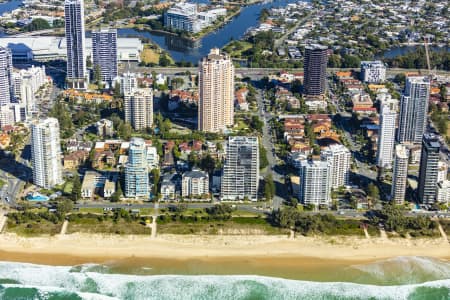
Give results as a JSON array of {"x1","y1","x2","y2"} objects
[
  {"x1": 67, "y1": 216, "x2": 151, "y2": 235},
  {"x1": 0, "y1": 179, "x2": 5, "y2": 188},
  {"x1": 63, "y1": 182, "x2": 73, "y2": 194},
  {"x1": 141, "y1": 47, "x2": 160, "y2": 64},
  {"x1": 78, "y1": 208, "x2": 104, "y2": 214},
  {"x1": 232, "y1": 210, "x2": 265, "y2": 217},
  {"x1": 222, "y1": 40, "x2": 252, "y2": 58},
  {"x1": 138, "y1": 208, "x2": 155, "y2": 216},
  {"x1": 440, "y1": 220, "x2": 450, "y2": 236},
  {"x1": 157, "y1": 216, "x2": 287, "y2": 235},
  {"x1": 6, "y1": 219, "x2": 62, "y2": 236}
]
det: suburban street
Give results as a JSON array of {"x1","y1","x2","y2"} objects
[
  {"x1": 72, "y1": 201, "x2": 450, "y2": 219},
  {"x1": 256, "y1": 88, "x2": 286, "y2": 210}
]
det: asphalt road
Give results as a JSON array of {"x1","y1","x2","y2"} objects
[
  {"x1": 72, "y1": 201, "x2": 450, "y2": 219},
  {"x1": 121, "y1": 66, "x2": 450, "y2": 77},
  {"x1": 256, "y1": 88, "x2": 286, "y2": 210}
]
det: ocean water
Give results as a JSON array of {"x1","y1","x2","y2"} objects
[{"x1": 0, "y1": 257, "x2": 449, "y2": 300}]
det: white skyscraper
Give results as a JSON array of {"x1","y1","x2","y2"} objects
[
  {"x1": 125, "y1": 137, "x2": 149, "y2": 198},
  {"x1": 321, "y1": 144, "x2": 351, "y2": 188},
  {"x1": 397, "y1": 76, "x2": 430, "y2": 144},
  {"x1": 92, "y1": 28, "x2": 118, "y2": 85},
  {"x1": 360, "y1": 61, "x2": 386, "y2": 83},
  {"x1": 376, "y1": 93, "x2": 398, "y2": 168},
  {"x1": 299, "y1": 160, "x2": 332, "y2": 207},
  {"x1": 65, "y1": 0, "x2": 88, "y2": 90},
  {"x1": 221, "y1": 136, "x2": 259, "y2": 201},
  {"x1": 13, "y1": 65, "x2": 47, "y2": 118},
  {"x1": 0, "y1": 46, "x2": 15, "y2": 105},
  {"x1": 391, "y1": 144, "x2": 409, "y2": 205},
  {"x1": 120, "y1": 72, "x2": 138, "y2": 95},
  {"x1": 124, "y1": 88, "x2": 153, "y2": 130},
  {"x1": 0, "y1": 105, "x2": 15, "y2": 127},
  {"x1": 198, "y1": 48, "x2": 234, "y2": 132},
  {"x1": 31, "y1": 118, "x2": 63, "y2": 189}
]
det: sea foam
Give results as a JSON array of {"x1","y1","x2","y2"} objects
[{"x1": 0, "y1": 261, "x2": 449, "y2": 300}]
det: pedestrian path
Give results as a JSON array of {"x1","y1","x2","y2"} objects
[
  {"x1": 379, "y1": 228, "x2": 388, "y2": 240},
  {"x1": 0, "y1": 211, "x2": 8, "y2": 233},
  {"x1": 60, "y1": 220, "x2": 69, "y2": 235},
  {"x1": 363, "y1": 226, "x2": 370, "y2": 239},
  {"x1": 437, "y1": 222, "x2": 449, "y2": 243}
]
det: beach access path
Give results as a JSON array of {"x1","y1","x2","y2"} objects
[{"x1": 0, "y1": 210, "x2": 7, "y2": 233}]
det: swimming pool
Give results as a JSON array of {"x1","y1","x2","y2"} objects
[{"x1": 26, "y1": 194, "x2": 50, "y2": 202}]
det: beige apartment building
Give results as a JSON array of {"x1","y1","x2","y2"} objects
[
  {"x1": 198, "y1": 48, "x2": 234, "y2": 132},
  {"x1": 124, "y1": 88, "x2": 153, "y2": 131}
]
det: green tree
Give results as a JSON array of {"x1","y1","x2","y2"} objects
[
  {"x1": 367, "y1": 183, "x2": 380, "y2": 204},
  {"x1": 72, "y1": 175, "x2": 81, "y2": 201},
  {"x1": 159, "y1": 54, "x2": 171, "y2": 67},
  {"x1": 49, "y1": 101, "x2": 74, "y2": 138},
  {"x1": 259, "y1": 141, "x2": 269, "y2": 169},
  {"x1": 94, "y1": 64, "x2": 102, "y2": 84},
  {"x1": 113, "y1": 82, "x2": 121, "y2": 97},
  {"x1": 56, "y1": 199, "x2": 74, "y2": 214},
  {"x1": 264, "y1": 174, "x2": 275, "y2": 201},
  {"x1": 171, "y1": 77, "x2": 184, "y2": 89},
  {"x1": 111, "y1": 181, "x2": 122, "y2": 202},
  {"x1": 151, "y1": 168, "x2": 160, "y2": 196},
  {"x1": 200, "y1": 154, "x2": 216, "y2": 175},
  {"x1": 25, "y1": 18, "x2": 51, "y2": 31},
  {"x1": 118, "y1": 122, "x2": 132, "y2": 140}
]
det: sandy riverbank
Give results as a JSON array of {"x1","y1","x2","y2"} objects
[{"x1": 0, "y1": 233, "x2": 449, "y2": 266}]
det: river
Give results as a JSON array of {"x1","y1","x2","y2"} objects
[
  {"x1": 116, "y1": 0, "x2": 300, "y2": 64},
  {"x1": 0, "y1": 0, "x2": 23, "y2": 37},
  {"x1": 381, "y1": 45, "x2": 450, "y2": 59},
  {"x1": 0, "y1": 0, "x2": 445, "y2": 63}
]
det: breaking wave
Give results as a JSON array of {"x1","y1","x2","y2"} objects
[{"x1": 0, "y1": 259, "x2": 449, "y2": 300}]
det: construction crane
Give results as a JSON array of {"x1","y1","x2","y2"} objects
[{"x1": 423, "y1": 35, "x2": 435, "y2": 81}]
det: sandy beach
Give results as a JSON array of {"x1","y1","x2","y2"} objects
[{"x1": 0, "y1": 233, "x2": 449, "y2": 266}]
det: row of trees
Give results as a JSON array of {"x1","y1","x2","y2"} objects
[
  {"x1": 385, "y1": 48, "x2": 450, "y2": 71},
  {"x1": 368, "y1": 204, "x2": 437, "y2": 236},
  {"x1": 271, "y1": 208, "x2": 366, "y2": 235}
]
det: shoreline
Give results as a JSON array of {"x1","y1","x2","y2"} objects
[{"x1": 0, "y1": 233, "x2": 449, "y2": 267}]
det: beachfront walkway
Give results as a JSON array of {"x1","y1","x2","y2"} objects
[{"x1": 0, "y1": 210, "x2": 7, "y2": 233}]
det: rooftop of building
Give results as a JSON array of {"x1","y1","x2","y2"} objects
[
  {"x1": 361, "y1": 60, "x2": 385, "y2": 67},
  {"x1": 183, "y1": 169, "x2": 208, "y2": 179},
  {"x1": 300, "y1": 159, "x2": 329, "y2": 168},
  {"x1": 395, "y1": 144, "x2": 409, "y2": 159},
  {"x1": 305, "y1": 43, "x2": 328, "y2": 50}
]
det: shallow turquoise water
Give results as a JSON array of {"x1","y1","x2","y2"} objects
[{"x1": 0, "y1": 257, "x2": 449, "y2": 299}]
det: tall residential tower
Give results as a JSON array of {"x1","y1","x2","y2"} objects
[
  {"x1": 376, "y1": 93, "x2": 398, "y2": 168},
  {"x1": 31, "y1": 118, "x2": 63, "y2": 189},
  {"x1": 124, "y1": 138, "x2": 149, "y2": 198},
  {"x1": 0, "y1": 46, "x2": 14, "y2": 105},
  {"x1": 198, "y1": 48, "x2": 234, "y2": 132},
  {"x1": 321, "y1": 144, "x2": 351, "y2": 188},
  {"x1": 124, "y1": 88, "x2": 153, "y2": 131},
  {"x1": 65, "y1": 0, "x2": 88, "y2": 90},
  {"x1": 417, "y1": 134, "x2": 440, "y2": 204},
  {"x1": 298, "y1": 160, "x2": 332, "y2": 207},
  {"x1": 303, "y1": 44, "x2": 328, "y2": 97},
  {"x1": 221, "y1": 136, "x2": 259, "y2": 201},
  {"x1": 391, "y1": 144, "x2": 409, "y2": 205},
  {"x1": 397, "y1": 76, "x2": 430, "y2": 144},
  {"x1": 92, "y1": 28, "x2": 118, "y2": 86}
]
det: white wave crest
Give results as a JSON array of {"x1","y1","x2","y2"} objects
[
  {"x1": 0, "y1": 261, "x2": 449, "y2": 300},
  {"x1": 350, "y1": 256, "x2": 450, "y2": 284}
]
